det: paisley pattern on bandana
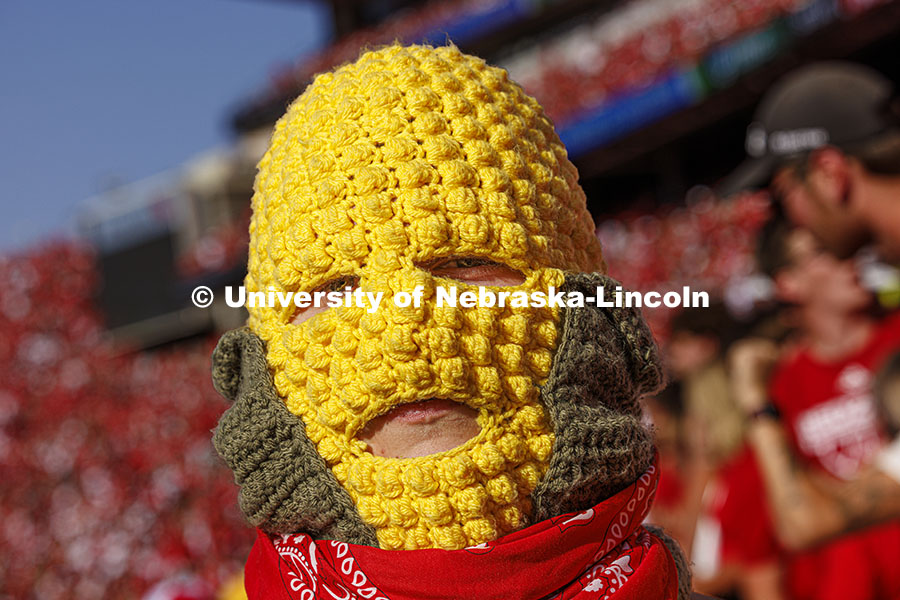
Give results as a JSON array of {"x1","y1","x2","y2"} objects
[{"x1": 243, "y1": 461, "x2": 679, "y2": 600}]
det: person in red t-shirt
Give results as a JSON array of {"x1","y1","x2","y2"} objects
[{"x1": 730, "y1": 215, "x2": 900, "y2": 600}]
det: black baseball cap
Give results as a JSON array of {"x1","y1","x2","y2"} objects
[{"x1": 719, "y1": 61, "x2": 898, "y2": 196}]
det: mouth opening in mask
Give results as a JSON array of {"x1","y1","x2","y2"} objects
[{"x1": 357, "y1": 398, "x2": 481, "y2": 459}]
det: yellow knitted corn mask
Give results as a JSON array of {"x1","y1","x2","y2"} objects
[{"x1": 246, "y1": 44, "x2": 604, "y2": 550}]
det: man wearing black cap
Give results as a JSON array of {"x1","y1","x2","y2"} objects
[{"x1": 723, "y1": 61, "x2": 900, "y2": 259}]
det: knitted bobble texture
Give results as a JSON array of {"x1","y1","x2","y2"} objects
[
  {"x1": 244, "y1": 44, "x2": 606, "y2": 551},
  {"x1": 247, "y1": 43, "x2": 604, "y2": 329}
]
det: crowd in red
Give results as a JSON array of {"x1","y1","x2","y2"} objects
[{"x1": 0, "y1": 244, "x2": 251, "y2": 599}]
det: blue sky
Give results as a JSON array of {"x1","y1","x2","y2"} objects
[{"x1": 0, "y1": 0, "x2": 331, "y2": 252}]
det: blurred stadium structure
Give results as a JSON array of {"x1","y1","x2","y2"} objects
[{"x1": 2, "y1": 0, "x2": 899, "y2": 598}]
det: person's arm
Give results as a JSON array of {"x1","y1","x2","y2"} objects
[
  {"x1": 730, "y1": 339, "x2": 900, "y2": 549},
  {"x1": 826, "y1": 464, "x2": 900, "y2": 534},
  {"x1": 728, "y1": 339, "x2": 847, "y2": 550},
  {"x1": 741, "y1": 416, "x2": 847, "y2": 550}
]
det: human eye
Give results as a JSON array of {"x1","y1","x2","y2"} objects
[
  {"x1": 316, "y1": 274, "x2": 360, "y2": 293},
  {"x1": 424, "y1": 257, "x2": 525, "y2": 286}
]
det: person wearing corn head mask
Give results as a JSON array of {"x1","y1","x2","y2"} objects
[{"x1": 211, "y1": 43, "x2": 696, "y2": 600}]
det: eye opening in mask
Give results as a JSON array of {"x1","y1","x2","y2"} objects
[
  {"x1": 419, "y1": 256, "x2": 526, "y2": 287},
  {"x1": 289, "y1": 274, "x2": 361, "y2": 325}
]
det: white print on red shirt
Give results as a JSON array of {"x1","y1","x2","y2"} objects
[{"x1": 795, "y1": 364, "x2": 883, "y2": 479}]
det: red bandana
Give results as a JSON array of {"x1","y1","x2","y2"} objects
[{"x1": 244, "y1": 462, "x2": 678, "y2": 600}]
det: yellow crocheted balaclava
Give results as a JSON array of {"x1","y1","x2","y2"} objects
[{"x1": 244, "y1": 43, "x2": 604, "y2": 551}]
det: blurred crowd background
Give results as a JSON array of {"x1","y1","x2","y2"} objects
[{"x1": 3, "y1": 0, "x2": 900, "y2": 598}]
